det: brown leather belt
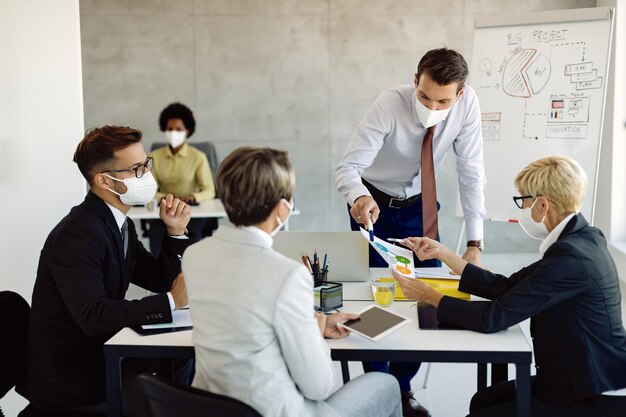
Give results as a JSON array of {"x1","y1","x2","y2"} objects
[{"x1": 362, "y1": 179, "x2": 420, "y2": 209}]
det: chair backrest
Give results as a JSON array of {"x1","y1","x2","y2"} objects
[
  {"x1": 0, "y1": 291, "x2": 30, "y2": 399},
  {"x1": 132, "y1": 373, "x2": 263, "y2": 417},
  {"x1": 151, "y1": 141, "x2": 219, "y2": 187}
]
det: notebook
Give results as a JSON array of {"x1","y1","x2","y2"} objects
[
  {"x1": 370, "y1": 277, "x2": 471, "y2": 300},
  {"x1": 273, "y1": 231, "x2": 370, "y2": 282}
]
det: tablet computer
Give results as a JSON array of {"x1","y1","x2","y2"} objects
[{"x1": 340, "y1": 305, "x2": 409, "y2": 341}]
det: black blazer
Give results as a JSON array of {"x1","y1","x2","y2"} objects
[
  {"x1": 438, "y1": 214, "x2": 626, "y2": 405},
  {"x1": 17, "y1": 192, "x2": 194, "y2": 408}
]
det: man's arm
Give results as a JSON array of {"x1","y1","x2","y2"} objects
[
  {"x1": 131, "y1": 195, "x2": 195, "y2": 293},
  {"x1": 333, "y1": 93, "x2": 392, "y2": 206},
  {"x1": 48, "y1": 224, "x2": 173, "y2": 336},
  {"x1": 453, "y1": 87, "x2": 486, "y2": 263}
]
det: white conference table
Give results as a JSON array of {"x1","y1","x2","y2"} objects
[
  {"x1": 104, "y1": 267, "x2": 533, "y2": 417},
  {"x1": 328, "y1": 301, "x2": 532, "y2": 417},
  {"x1": 127, "y1": 199, "x2": 228, "y2": 220}
]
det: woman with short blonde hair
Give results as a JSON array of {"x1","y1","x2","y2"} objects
[
  {"x1": 393, "y1": 155, "x2": 626, "y2": 417},
  {"x1": 514, "y1": 155, "x2": 587, "y2": 215}
]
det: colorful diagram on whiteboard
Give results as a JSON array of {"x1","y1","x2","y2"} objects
[{"x1": 359, "y1": 227, "x2": 415, "y2": 278}]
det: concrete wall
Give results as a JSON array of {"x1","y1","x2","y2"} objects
[{"x1": 80, "y1": 0, "x2": 597, "y2": 252}]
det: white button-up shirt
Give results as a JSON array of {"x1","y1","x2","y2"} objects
[{"x1": 334, "y1": 84, "x2": 486, "y2": 240}]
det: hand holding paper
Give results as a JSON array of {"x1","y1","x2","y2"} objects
[
  {"x1": 392, "y1": 269, "x2": 445, "y2": 308},
  {"x1": 359, "y1": 227, "x2": 415, "y2": 278}
]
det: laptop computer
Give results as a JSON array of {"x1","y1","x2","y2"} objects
[{"x1": 273, "y1": 231, "x2": 370, "y2": 282}]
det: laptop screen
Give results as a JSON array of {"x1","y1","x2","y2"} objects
[{"x1": 273, "y1": 231, "x2": 370, "y2": 282}]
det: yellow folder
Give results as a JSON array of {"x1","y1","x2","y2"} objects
[{"x1": 372, "y1": 277, "x2": 470, "y2": 300}]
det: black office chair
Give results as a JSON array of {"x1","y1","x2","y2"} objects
[
  {"x1": 0, "y1": 291, "x2": 30, "y2": 417},
  {"x1": 132, "y1": 373, "x2": 262, "y2": 417}
]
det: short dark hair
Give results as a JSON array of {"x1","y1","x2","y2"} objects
[
  {"x1": 73, "y1": 125, "x2": 143, "y2": 185},
  {"x1": 158, "y1": 103, "x2": 196, "y2": 137},
  {"x1": 416, "y1": 48, "x2": 469, "y2": 90},
  {"x1": 217, "y1": 147, "x2": 295, "y2": 226}
]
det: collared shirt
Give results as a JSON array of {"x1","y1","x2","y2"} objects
[
  {"x1": 150, "y1": 142, "x2": 216, "y2": 202},
  {"x1": 334, "y1": 84, "x2": 486, "y2": 240},
  {"x1": 539, "y1": 213, "x2": 576, "y2": 256},
  {"x1": 241, "y1": 225, "x2": 274, "y2": 247},
  {"x1": 105, "y1": 201, "x2": 176, "y2": 311}
]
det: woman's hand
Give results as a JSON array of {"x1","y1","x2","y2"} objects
[
  {"x1": 324, "y1": 312, "x2": 359, "y2": 339},
  {"x1": 400, "y1": 236, "x2": 469, "y2": 276},
  {"x1": 391, "y1": 270, "x2": 444, "y2": 308},
  {"x1": 314, "y1": 311, "x2": 359, "y2": 339},
  {"x1": 402, "y1": 237, "x2": 444, "y2": 261},
  {"x1": 315, "y1": 312, "x2": 327, "y2": 336}
]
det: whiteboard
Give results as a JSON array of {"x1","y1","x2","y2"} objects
[{"x1": 462, "y1": 7, "x2": 614, "y2": 223}]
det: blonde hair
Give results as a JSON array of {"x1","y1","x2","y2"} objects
[
  {"x1": 217, "y1": 147, "x2": 295, "y2": 226},
  {"x1": 514, "y1": 156, "x2": 587, "y2": 215}
]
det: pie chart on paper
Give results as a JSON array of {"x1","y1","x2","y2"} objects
[{"x1": 502, "y1": 48, "x2": 551, "y2": 98}]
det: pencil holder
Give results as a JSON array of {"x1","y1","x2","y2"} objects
[
  {"x1": 314, "y1": 281, "x2": 343, "y2": 312},
  {"x1": 312, "y1": 268, "x2": 329, "y2": 287}
]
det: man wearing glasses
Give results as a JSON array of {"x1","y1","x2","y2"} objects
[{"x1": 17, "y1": 126, "x2": 194, "y2": 416}]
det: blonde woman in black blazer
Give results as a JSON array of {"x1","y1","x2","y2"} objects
[{"x1": 394, "y1": 156, "x2": 626, "y2": 417}]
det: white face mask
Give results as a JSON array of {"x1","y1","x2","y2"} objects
[
  {"x1": 165, "y1": 130, "x2": 186, "y2": 148},
  {"x1": 517, "y1": 199, "x2": 549, "y2": 240},
  {"x1": 270, "y1": 199, "x2": 294, "y2": 237},
  {"x1": 414, "y1": 96, "x2": 453, "y2": 128},
  {"x1": 105, "y1": 171, "x2": 158, "y2": 206}
]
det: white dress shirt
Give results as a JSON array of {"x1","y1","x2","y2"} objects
[
  {"x1": 334, "y1": 84, "x2": 486, "y2": 240},
  {"x1": 105, "y1": 202, "x2": 176, "y2": 311},
  {"x1": 183, "y1": 226, "x2": 341, "y2": 417}
]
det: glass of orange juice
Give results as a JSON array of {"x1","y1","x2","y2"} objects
[{"x1": 371, "y1": 277, "x2": 396, "y2": 307}]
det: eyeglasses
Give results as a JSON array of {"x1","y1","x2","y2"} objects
[
  {"x1": 102, "y1": 157, "x2": 153, "y2": 179},
  {"x1": 512, "y1": 195, "x2": 538, "y2": 209}
]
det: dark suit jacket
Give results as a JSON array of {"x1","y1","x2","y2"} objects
[
  {"x1": 17, "y1": 191, "x2": 194, "y2": 408},
  {"x1": 438, "y1": 214, "x2": 626, "y2": 405}
]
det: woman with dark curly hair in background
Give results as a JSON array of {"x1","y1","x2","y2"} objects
[{"x1": 149, "y1": 103, "x2": 216, "y2": 255}]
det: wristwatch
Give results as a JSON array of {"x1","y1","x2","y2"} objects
[{"x1": 467, "y1": 240, "x2": 484, "y2": 252}]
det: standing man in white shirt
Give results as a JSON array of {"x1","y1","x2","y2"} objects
[{"x1": 334, "y1": 48, "x2": 486, "y2": 417}]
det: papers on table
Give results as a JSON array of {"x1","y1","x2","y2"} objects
[
  {"x1": 141, "y1": 309, "x2": 192, "y2": 330},
  {"x1": 357, "y1": 227, "x2": 458, "y2": 280},
  {"x1": 359, "y1": 227, "x2": 415, "y2": 277},
  {"x1": 414, "y1": 266, "x2": 458, "y2": 280}
]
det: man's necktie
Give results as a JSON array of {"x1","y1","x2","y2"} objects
[
  {"x1": 121, "y1": 219, "x2": 129, "y2": 258},
  {"x1": 421, "y1": 126, "x2": 438, "y2": 239}
]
